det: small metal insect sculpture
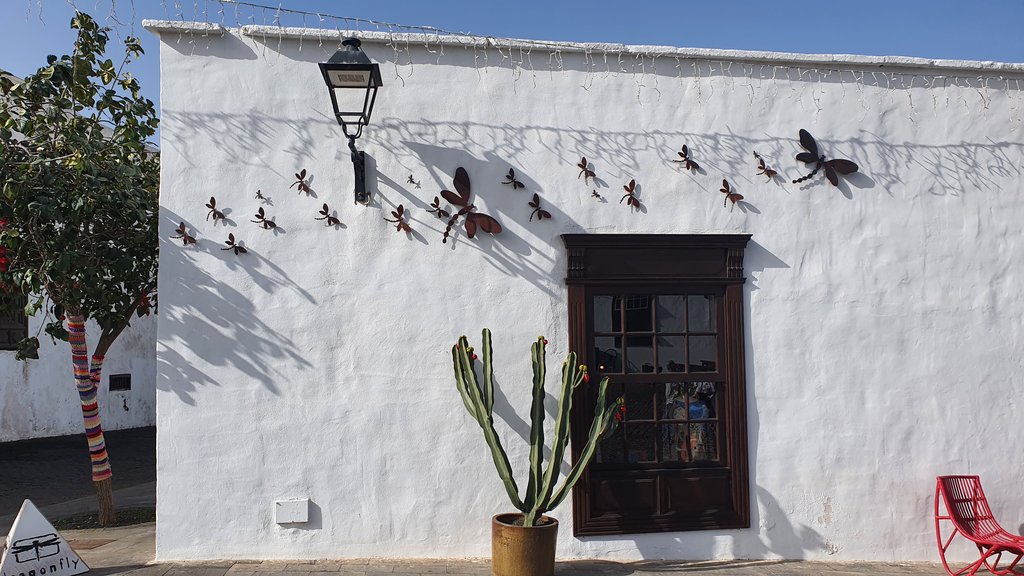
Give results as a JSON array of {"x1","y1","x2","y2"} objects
[
  {"x1": 315, "y1": 203, "x2": 341, "y2": 227},
  {"x1": 503, "y1": 168, "x2": 525, "y2": 190},
  {"x1": 428, "y1": 196, "x2": 450, "y2": 219},
  {"x1": 440, "y1": 167, "x2": 503, "y2": 244},
  {"x1": 577, "y1": 156, "x2": 596, "y2": 183},
  {"x1": 384, "y1": 204, "x2": 412, "y2": 233},
  {"x1": 792, "y1": 129, "x2": 859, "y2": 186},
  {"x1": 291, "y1": 169, "x2": 312, "y2": 195},
  {"x1": 671, "y1": 145, "x2": 700, "y2": 172},
  {"x1": 720, "y1": 179, "x2": 744, "y2": 207},
  {"x1": 251, "y1": 207, "x2": 277, "y2": 229},
  {"x1": 407, "y1": 174, "x2": 421, "y2": 187},
  {"x1": 753, "y1": 151, "x2": 778, "y2": 181},
  {"x1": 255, "y1": 189, "x2": 268, "y2": 201},
  {"x1": 591, "y1": 190, "x2": 602, "y2": 199},
  {"x1": 221, "y1": 233, "x2": 247, "y2": 255},
  {"x1": 171, "y1": 222, "x2": 197, "y2": 245},
  {"x1": 620, "y1": 179, "x2": 640, "y2": 210},
  {"x1": 206, "y1": 197, "x2": 225, "y2": 223},
  {"x1": 528, "y1": 193, "x2": 551, "y2": 221}
]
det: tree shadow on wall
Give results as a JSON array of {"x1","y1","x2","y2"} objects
[{"x1": 157, "y1": 210, "x2": 315, "y2": 406}]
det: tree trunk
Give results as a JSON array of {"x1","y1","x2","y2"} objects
[{"x1": 68, "y1": 315, "x2": 116, "y2": 525}]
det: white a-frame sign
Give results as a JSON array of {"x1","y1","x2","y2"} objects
[{"x1": 1, "y1": 500, "x2": 88, "y2": 576}]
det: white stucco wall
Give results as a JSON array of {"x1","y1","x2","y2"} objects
[
  {"x1": 149, "y1": 22, "x2": 1024, "y2": 563},
  {"x1": 0, "y1": 314, "x2": 156, "y2": 441}
]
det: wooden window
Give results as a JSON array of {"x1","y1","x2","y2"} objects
[
  {"x1": 0, "y1": 293, "x2": 29, "y2": 351},
  {"x1": 563, "y1": 234, "x2": 751, "y2": 536}
]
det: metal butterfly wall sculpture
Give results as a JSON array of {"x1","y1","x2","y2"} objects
[
  {"x1": 441, "y1": 167, "x2": 502, "y2": 244},
  {"x1": 792, "y1": 129, "x2": 859, "y2": 186}
]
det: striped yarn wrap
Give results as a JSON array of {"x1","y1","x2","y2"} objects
[{"x1": 68, "y1": 316, "x2": 112, "y2": 482}]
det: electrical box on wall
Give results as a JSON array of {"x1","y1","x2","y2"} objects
[{"x1": 274, "y1": 498, "x2": 309, "y2": 524}]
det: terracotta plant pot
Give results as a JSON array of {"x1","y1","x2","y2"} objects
[{"x1": 491, "y1": 513, "x2": 559, "y2": 576}]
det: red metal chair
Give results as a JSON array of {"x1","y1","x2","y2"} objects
[{"x1": 935, "y1": 475, "x2": 1024, "y2": 575}]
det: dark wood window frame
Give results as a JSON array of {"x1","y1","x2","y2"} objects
[
  {"x1": 0, "y1": 293, "x2": 29, "y2": 351},
  {"x1": 563, "y1": 233, "x2": 751, "y2": 536}
]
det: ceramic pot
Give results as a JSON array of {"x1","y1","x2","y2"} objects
[{"x1": 491, "y1": 513, "x2": 558, "y2": 576}]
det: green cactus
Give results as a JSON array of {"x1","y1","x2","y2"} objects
[{"x1": 451, "y1": 328, "x2": 622, "y2": 527}]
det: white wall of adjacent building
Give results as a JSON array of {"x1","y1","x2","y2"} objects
[
  {"x1": 148, "y1": 21, "x2": 1024, "y2": 563},
  {"x1": 0, "y1": 314, "x2": 156, "y2": 441}
]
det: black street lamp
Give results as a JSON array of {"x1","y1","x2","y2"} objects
[{"x1": 319, "y1": 38, "x2": 382, "y2": 204}]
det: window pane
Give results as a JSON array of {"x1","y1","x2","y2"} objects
[
  {"x1": 690, "y1": 422, "x2": 718, "y2": 461},
  {"x1": 625, "y1": 424, "x2": 657, "y2": 463},
  {"x1": 656, "y1": 295, "x2": 685, "y2": 333},
  {"x1": 623, "y1": 384, "x2": 655, "y2": 420},
  {"x1": 622, "y1": 295, "x2": 653, "y2": 332},
  {"x1": 662, "y1": 383, "x2": 689, "y2": 420},
  {"x1": 687, "y1": 295, "x2": 716, "y2": 332},
  {"x1": 597, "y1": 428, "x2": 627, "y2": 464},
  {"x1": 594, "y1": 336, "x2": 622, "y2": 373},
  {"x1": 689, "y1": 335, "x2": 717, "y2": 372},
  {"x1": 594, "y1": 295, "x2": 620, "y2": 333},
  {"x1": 625, "y1": 335, "x2": 655, "y2": 373},
  {"x1": 657, "y1": 336, "x2": 685, "y2": 373},
  {"x1": 661, "y1": 423, "x2": 689, "y2": 462}
]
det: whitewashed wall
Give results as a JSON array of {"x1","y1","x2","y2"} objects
[
  {"x1": 149, "y1": 23, "x2": 1024, "y2": 563},
  {"x1": 0, "y1": 314, "x2": 156, "y2": 441}
]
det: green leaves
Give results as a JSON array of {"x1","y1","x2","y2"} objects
[
  {"x1": 15, "y1": 337, "x2": 40, "y2": 361},
  {"x1": 0, "y1": 10, "x2": 158, "y2": 358}
]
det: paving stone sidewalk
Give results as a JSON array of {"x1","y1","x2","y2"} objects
[{"x1": 59, "y1": 523, "x2": 946, "y2": 576}]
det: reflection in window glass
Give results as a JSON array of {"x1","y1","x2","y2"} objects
[
  {"x1": 625, "y1": 424, "x2": 657, "y2": 463},
  {"x1": 594, "y1": 295, "x2": 620, "y2": 333},
  {"x1": 626, "y1": 335, "x2": 655, "y2": 373},
  {"x1": 594, "y1": 336, "x2": 622, "y2": 373},
  {"x1": 656, "y1": 295, "x2": 685, "y2": 333},
  {"x1": 688, "y1": 295, "x2": 716, "y2": 332},
  {"x1": 623, "y1": 385, "x2": 655, "y2": 420},
  {"x1": 597, "y1": 428, "x2": 626, "y2": 464},
  {"x1": 657, "y1": 336, "x2": 685, "y2": 373},
  {"x1": 622, "y1": 295, "x2": 653, "y2": 332},
  {"x1": 689, "y1": 335, "x2": 717, "y2": 372}
]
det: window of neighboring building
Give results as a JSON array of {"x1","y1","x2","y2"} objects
[
  {"x1": 0, "y1": 293, "x2": 29, "y2": 351},
  {"x1": 563, "y1": 234, "x2": 751, "y2": 536}
]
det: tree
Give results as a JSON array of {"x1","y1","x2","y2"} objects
[{"x1": 0, "y1": 12, "x2": 158, "y2": 526}]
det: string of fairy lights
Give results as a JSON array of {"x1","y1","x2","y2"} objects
[{"x1": 117, "y1": 0, "x2": 1024, "y2": 128}]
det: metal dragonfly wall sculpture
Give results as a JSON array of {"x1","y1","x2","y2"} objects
[
  {"x1": 440, "y1": 167, "x2": 502, "y2": 244},
  {"x1": 792, "y1": 129, "x2": 859, "y2": 186}
]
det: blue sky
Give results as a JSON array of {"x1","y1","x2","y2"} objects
[{"x1": 2, "y1": 0, "x2": 1022, "y2": 128}]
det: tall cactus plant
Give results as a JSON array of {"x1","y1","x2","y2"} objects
[{"x1": 452, "y1": 328, "x2": 622, "y2": 527}]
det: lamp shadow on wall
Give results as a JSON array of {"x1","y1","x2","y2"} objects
[{"x1": 157, "y1": 210, "x2": 314, "y2": 405}]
